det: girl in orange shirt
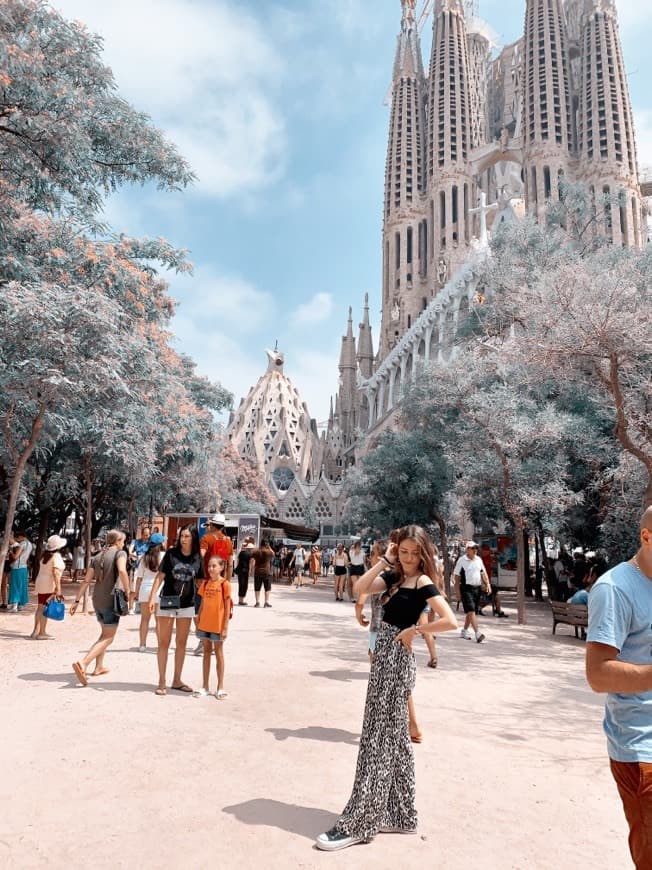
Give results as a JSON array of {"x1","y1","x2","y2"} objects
[{"x1": 194, "y1": 555, "x2": 231, "y2": 699}]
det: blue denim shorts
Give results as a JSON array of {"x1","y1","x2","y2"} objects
[
  {"x1": 197, "y1": 629, "x2": 223, "y2": 642},
  {"x1": 95, "y1": 607, "x2": 120, "y2": 626}
]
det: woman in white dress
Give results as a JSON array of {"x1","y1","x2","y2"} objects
[{"x1": 134, "y1": 533, "x2": 165, "y2": 651}]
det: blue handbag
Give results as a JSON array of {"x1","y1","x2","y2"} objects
[{"x1": 43, "y1": 597, "x2": 65, "y2": 621}]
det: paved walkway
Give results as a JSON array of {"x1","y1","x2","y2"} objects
[{"x1": 0, "y1": 581, "x2": 631, "y2": 869}]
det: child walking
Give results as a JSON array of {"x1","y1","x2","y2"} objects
[{"x1": 194, "y1": 555, "x2": 231, "y2": 699}]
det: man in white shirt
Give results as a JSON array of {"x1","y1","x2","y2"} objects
[{"x1": 453, "y1": 541, "x2": 491, "y2": 643}]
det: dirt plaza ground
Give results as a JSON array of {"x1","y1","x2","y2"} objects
[{"x1": 0, "y1": 580, "x2": 631, "y2": 869}]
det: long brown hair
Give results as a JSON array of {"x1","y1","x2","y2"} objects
[
  {"x1": 392, "y1": 525, "x2": 439, "y2": 587},
  {"x1": 145, "y1": 544, "x2": 163, "y2": 572}
]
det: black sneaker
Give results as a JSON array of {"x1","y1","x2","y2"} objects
[
  {"x1": 476, "y1": 632, "x2": 486, "y2": 643},
  {"x1": 315, "y1": 827, "x2": 363, "y2": 852},
  {"x1": 496, "y1": 611, "x2": 508, "y2": 618},
  {"x1": 264, "y1": 602, "x2": 272, "y2": 608}
]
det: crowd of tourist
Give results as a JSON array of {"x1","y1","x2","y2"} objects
[{"x1": 3, "y1": 508, "x2": 652, "y2": 864}]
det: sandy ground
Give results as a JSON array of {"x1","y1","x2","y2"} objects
[{"x1": 0, "y1": 580, "x2": 631, "y2": 870}]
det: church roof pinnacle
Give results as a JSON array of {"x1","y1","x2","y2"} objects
[{"x1": 339, "y1": 307, "x2": 357, "y2": 369}]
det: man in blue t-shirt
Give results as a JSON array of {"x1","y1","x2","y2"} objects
[{"x1": 586, "y1": 506, "x2": 652, "y2": 869}]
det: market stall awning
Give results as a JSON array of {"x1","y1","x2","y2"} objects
[{"x1": 260, "y1": 516, "x2": 320, "y2": 543}]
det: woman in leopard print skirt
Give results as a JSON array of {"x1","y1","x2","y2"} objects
[{"x1": 316, "y1": 525, "x2": 458, "y2": 852}]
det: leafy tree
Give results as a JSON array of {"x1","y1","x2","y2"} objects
[
  {"x1": 0, "y1": 0, "x2": 192, "y2": 226},
  {"x1": 482, "y1": 184, "x2": 652, "y2": 508},
  {"x1": 344, "y1": 429, "x2": 456, "y2": 591}
]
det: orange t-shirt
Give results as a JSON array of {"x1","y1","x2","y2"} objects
[
  {"x1": 197, "y1": 579, "x2": 231, "y2": 635},
  {"x1": 201, "y1": 532, "x2": 233, "y2": 576}
]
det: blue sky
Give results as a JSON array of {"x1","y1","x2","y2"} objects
[{"x1": 50, "y1": 0, "x2": 652, "y2": 425}]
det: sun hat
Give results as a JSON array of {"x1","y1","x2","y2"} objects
[
  {"x1": 45, "y1": 534, "x2": 68, "y2": 552},
  {"x1": 208, "y1": 513, "x2": 226, "y2": 526},
  {"x1": 465, "y1": 540, "x2": 479, "y2": 549}
]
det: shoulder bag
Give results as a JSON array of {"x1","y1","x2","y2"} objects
[{"x1": 111, "y1": 550, "x2": 129, "y2": 617}]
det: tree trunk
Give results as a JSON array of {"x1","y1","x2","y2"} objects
[
  {"x1": 433, "y1": 513, "x2": 451, "y2": 599},
  {"x1": 0, "y1": 407, "x2": 46, "y2": 571},
  {"x1": 83, "y1": 455, "x2": 93, "y2": 613},
  {"x1": 523, "y1": 528, "x2": 532, "y2": 597},
  {"x1": 536, "y1": 523, "x2": 549, "y2": 601},
  {"x1": 34, "y1": 508, "x2": 51, "y2": 579},
  {"x1": 514, "y1": 520, "x2": 527, "y2": 625}
]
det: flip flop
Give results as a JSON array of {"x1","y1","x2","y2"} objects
[
  {"x1": 89, "y1": 668, "x2": 110, "y2": 676},
  {"x1": 155, "y1": 687, "x2": 167, "y2": 696},
  {"x1": 171, "y1": 684, "x2": 193, "y2": 693},
  {"x1": 72, "y1": 662, "x2": 87, "y2": 687},
  {"x1": 427, "y1": 658, "x2": 438, "y2": 669}
]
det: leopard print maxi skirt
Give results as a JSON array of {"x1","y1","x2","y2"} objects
[{"x1": 335, "y1": 621, "x2": 417, "y2": 841}]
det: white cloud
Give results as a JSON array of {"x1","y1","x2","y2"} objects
[
  {"x1": 171, "y1": 269, "x2": 274, "y2": 334},
  {"x1": 615, "y1": 0, "x2": 649, "y2": 33},
  {"x1": 290, "y1": 292, "x2": 334, "y2": 327},
  {"x1": 290, "y1": 348, "x2": 342, "y2": 426},
  {"x1": 50, "y1": 0, "x2": 287, "y2": 198}
]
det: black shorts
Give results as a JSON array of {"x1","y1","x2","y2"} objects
[
  {"x1": 461, "y1": 584, "x2": 481, "y2": 614},
  {"x1": 334, "y1": 566, "x2": 347, "y2": 576},
  {"x1": 349, "y1": 564, "x2": 365, "y2": 576},
  {"x1": 254, "y1": 575, "x2": 271, "y2": 592}
]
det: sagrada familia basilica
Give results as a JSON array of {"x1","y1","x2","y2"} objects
[{"x1": 227, "y1": 0, "x2": 648, "y2": 533}]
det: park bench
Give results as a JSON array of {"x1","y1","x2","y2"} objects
[{"x1": 550, "y1": 600, "x2": 588, "y2": 639}]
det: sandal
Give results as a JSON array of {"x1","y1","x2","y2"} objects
[
  {"x1": 155, "y1": 687, "x2": 167, "y2": 696},
  {"x1": 427, "y1": 658, "x2": 438, "y2": 669},
  {"x1": 89, "y1": 667, "x2": 110, "y2": 676},
  {"x1": 193, "y1": 688, "x2": 210, "y2": 697},
  {"x1": 215, "y1": 689, "x2": 228, "y2": 700},
  {"x1": 72, "y1": 662, "x2": 87, "y2": 687},
  {"x1": 171, "y1": 683, "x2": 193, "y2": 693}
]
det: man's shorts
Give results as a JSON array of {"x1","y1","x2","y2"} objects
[
  {"x1": 254, "y1": 574, "x2": 271, "y2": 592},
  {"x1": 95, "y1": 606, "x2": 120, "y2": 626},
  {"x1": 460, "y1": 584, "x2": 481, "y2": 614}
]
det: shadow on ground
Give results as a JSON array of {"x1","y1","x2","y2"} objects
[
  {"x1": 266, "y1": 725, "x2": 359, "y2": 745},
  {"x1": 308, "y1": 669, "x2": 369, "y2": 682},
  {"x1": 222, "y1": 798, "x2": 335, "y2": 839},
  {"x1": 17, "y1": 672, "x2": 161, "y2": 694}
]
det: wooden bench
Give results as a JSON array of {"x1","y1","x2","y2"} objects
[{"x1": 550, "y1": 601, "x2": 588, "y2": 639}]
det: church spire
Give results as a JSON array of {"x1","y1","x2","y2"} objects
[
  {"x1": 380, "y1": 1, "x2": 428, "y2": 359},
  {"x1": 576, "y1": 0, "x2": 642, "y2": 246},
  {"x1": 338, "y1": 307, "x2": 356, "y2": 369},
  {"x1": 357, "y1": 293, "x2": 374, "y2": 380},
  {"x1": 522, "y1": 0, "x2": 574, "y2": 217}
]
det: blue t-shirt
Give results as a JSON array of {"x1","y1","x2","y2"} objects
[
  {"x1": 587, "y1": 562, "x2": 652, "y2": 762},
  {"x1": 569, "y1": 589, "x2": 588, "y2": 606}
]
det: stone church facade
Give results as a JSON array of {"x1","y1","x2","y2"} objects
[{"x1": 228, "y1": 0, "x2": 646, "y2": 529}]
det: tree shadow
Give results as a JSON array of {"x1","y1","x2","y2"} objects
[
  {"x1": 222, "y1": 798, "x2": 335, "y2": 839},
  {"x1": 308, "y1": 669, "x2": 369, "y2": 682},
  {"x1": 265, "y1": 726, "x2": 359, "y2": 745},
  {"x1": 17, "y1": 672, "x2": 159, "y2": 694}
]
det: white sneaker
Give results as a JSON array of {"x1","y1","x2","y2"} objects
[
  {"x1": 193, "y1": 642, "x2": 204, "y2": 656},
  {"x1": 316, "y1": 828, "x2": 363, "y2": 852},
  {"x1": 138, "y1": 645, "x2": 146, "y2": 653},
  {"x1": 460, "y1": 628, "x2": 471, "y2": 639}
]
